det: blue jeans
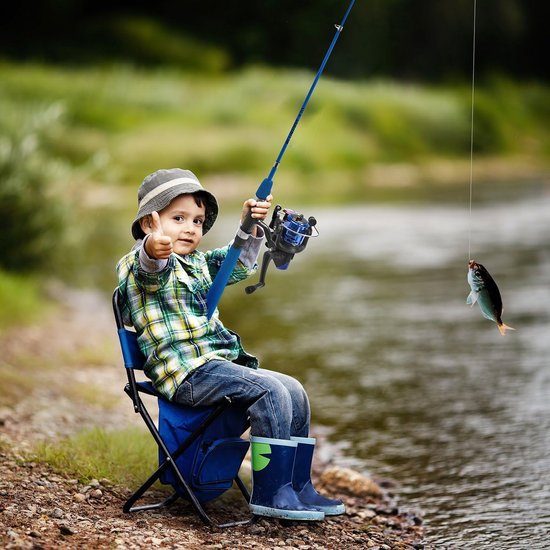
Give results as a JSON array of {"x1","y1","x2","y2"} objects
[{"x1": 173, "y1": 360, "x2": 310, "y2": 439}]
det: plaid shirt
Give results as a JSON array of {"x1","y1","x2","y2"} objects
[{"x1": 116, "y1": 242, "x2": 259, "y2": 400}]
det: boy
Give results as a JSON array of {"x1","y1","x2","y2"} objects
[{"x1": 117, "y1": 168, "x2": 344, "y2": 520}]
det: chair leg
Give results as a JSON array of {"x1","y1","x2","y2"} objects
[
  {"x1": 124, "y1": 457, "x2": 253, "y2": 527},
  {"x1": 123, "y1": 397, "x2": 215, "y2": 525},
  {"x1": 124, "y1": 491, "x2": 179, "y2": 513},
  {"x1": 212, "y1": 475, "x2": 255, "y2": 529},
  {"x1": 235, "y1": 474, "x2": 251, "y2": 502}
]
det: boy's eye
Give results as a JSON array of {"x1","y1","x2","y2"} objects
[
  {"x1": 174, "y1": 215, "x2": 184, "y2": 222},
  {"x1": 194, "y1": 218, "x2": 204, "y2": 226}
]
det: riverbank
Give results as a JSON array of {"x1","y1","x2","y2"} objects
[
  {"x1": 0, "y1": 447, "x2": 427, "y2": 550},
  {"x1": 0, "y1": 286, "x2": 431, "y2": 549}
]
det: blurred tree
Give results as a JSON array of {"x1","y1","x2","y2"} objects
[
  {"x1": 0, "y1": 0, "x2": 547, "y2": 81},
  {"x1": 0, "y1": 103, "x2": 70, "y2": 272}
]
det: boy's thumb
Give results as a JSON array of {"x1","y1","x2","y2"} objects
[{"x1": 151, "y1": 211, "x2": 164, "y2": 234}]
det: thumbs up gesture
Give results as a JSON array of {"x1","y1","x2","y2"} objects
[{"x1": 144, "y1": 211, "x2": 173, "y2": 259}]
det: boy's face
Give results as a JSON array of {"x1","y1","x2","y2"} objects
[{"x1": 142, "y1": 194, "x2": 206, "y2": 256}]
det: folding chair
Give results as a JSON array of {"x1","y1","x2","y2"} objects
[{"x1": 112, "y1": 288, "x2": 253, "y2": 528}]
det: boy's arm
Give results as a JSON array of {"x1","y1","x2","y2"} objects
[
  {"x1": 205, "y1": 228, "x2": 263, "y2": 284},
  {"x1": 237, "y1": 195, "x2": 272, "y2": 268},
  {"x1": 138, "y1": 235, "x2": 168, "y2": 273},
  {"x1": 238, "y1": 225, "x2": 265, "y2": 268},
  {"x1": 206, "y1": 195, "x2": 272, "y2": 281}
]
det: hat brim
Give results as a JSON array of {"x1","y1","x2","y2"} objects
[{"x1": 131, "y1": 186, "x2": 218, "y2": 240}]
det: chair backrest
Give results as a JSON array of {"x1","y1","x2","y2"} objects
[
  {"x1": 117, "y1": 329, "x2": 145, "y2": 370},
  {"x1": 112, "y1": 288, "x2": 145, "y2": 370}
]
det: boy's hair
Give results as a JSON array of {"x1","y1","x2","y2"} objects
[{"x1": 131, "y1": 168, "x2": 218, "y2": 240}]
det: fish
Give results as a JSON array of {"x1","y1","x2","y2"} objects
[{"x1": 467, "y1": 260, "x2": 514, "y2": 335}]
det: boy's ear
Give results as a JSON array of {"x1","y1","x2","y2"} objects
[{"x1": 139, "y1": 215, "x2": 153, "y2": 235}]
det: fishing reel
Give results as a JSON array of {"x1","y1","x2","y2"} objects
[{"x1": 245, "y1": 205, "x2": 319, "y2": 294}]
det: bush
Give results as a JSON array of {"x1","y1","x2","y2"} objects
[{"x1": 0, "y1": 101, "x2": 71, "y2": 272}]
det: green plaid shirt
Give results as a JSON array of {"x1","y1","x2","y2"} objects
[{"x1": 116, "y1": 242, "x2": 259, "y2": 400}]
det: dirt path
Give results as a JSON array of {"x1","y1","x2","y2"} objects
[{"x1": 0, "y1": 286, "x2": 431, "y2": 550}]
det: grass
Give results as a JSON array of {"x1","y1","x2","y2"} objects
[
  {"x1": 30, "y1": 426, "x2": 158, "y2": 486},
  {"x1": 0, "y1": 279, "x2": 45, "y2": 406},
  {"x1": 0, "y1": 271, "x2": 49, "y2": 330}
]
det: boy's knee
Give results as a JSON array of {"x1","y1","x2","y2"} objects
[
  {"x1": 266, "y1": 379, "x2": 294, "y2": 405},
  {"x1": 283, "y1": 376, "x2": 309, "y2": 403}
]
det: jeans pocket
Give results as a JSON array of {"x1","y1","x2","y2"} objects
[{"x1": 174, "y1": 378, "x2": 195, "y2": 406}]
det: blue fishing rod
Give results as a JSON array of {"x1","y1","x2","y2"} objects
[{"x1": 207, "y1": 0, "x2": 356, "y2": 319}]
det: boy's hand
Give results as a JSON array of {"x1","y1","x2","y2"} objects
[
  {"x1": 145, "y1": 211, "x2": 173, "y2": 259},
  {"x1": 242, "y1": 195, "x2": 273, "y2": 236}
]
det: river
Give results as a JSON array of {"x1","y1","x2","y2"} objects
[{"x1": 206, "y1": 181, "x2": 550, "y2": 549}]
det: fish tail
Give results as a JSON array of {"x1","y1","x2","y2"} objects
[{"x1": 497, "y1": 322, "x2": 515, "y2": 336}]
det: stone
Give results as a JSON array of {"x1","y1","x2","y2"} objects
[
  {"x1": 320, "y1": 467, "x2": 385, "y2": 498},
  {"x1": 58, "y1": 524, "x2": 75, "y2": 535}
]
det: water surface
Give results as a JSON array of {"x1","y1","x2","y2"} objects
[{"x1": 211, "y1": 182, "x2": 550, "y2": 549}]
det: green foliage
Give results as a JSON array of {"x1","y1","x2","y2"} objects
[
  {"x1": 107, "y1": 17, "x2": 230, "y2": 73},
  {"x1": 472, "y1": 78, "x2": 550, "y2": 155},
  {"x1": 31, "y1": 427, "x2": 157, "y2": 486},
  {"x1": 0, "y1": 100, "x2": 71, "y2": 272},
  {"x1": 0, "y1": 271, "x2": 45, "y2": 329}
]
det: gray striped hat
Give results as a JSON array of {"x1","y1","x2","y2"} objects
[{"x1": 131, "y1": 168, "x2": 218, "y2": 240}]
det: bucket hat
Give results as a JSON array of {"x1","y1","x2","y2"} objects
[{"x1": 131, "y1": 168, "x2": 218, "y2": 240}]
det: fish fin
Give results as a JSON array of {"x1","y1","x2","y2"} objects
[
  {"x1": 467, "y1": 291, "x2": 478, "y2": 306},
  {"x1": 497, "y1": 322, "x2": 515, "y2": 336}
]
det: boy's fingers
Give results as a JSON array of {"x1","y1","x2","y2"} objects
[
  {"x1": 152, "y1": 236, "x2": 172, "y2": 259},
  {"x1": 151, "y1": 211, "x2": 164, "y2": 234},
  {"x1": 157, "y1": 235, "x2": 172, "y2": 245}
]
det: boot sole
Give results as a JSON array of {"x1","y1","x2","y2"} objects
[
  {"x1": 249, "y1": 504, "x2": 324, "y2": 521},
  {"x1": 320, "y1": 503, "x2": 346, "y2": 516}
]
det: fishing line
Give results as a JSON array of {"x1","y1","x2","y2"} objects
[
  {"x1": 468, "y1": 0, "x2": 477, "y2": 261},
  {"x1": 465, "y1": 0, "x2": 513, "y2": 334}
]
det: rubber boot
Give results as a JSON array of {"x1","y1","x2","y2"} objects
[
  {"x1": 291, "y1": 436, "x2": 346, "y2": 516},
  {"x1": 249, "y1": 436, "x2": 325, "y2": 521}
]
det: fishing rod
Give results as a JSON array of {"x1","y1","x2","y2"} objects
[{"x1": 206, "y1": 0, "x2": 356, "y2": 319}]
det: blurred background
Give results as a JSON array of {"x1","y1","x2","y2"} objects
[{"x1": 1, "y1": 1, "x2": 549, "y2": 548}]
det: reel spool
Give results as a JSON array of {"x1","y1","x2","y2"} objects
[{"x1": 245, "y1": 205, "x2": 319, "y2": 294}]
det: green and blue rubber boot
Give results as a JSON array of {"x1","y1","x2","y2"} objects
[
  {"x1": 249, "y1": 436, "x2": 325, "y2": 521},
  {"x1": 291, "y1": 436, "x2": 346, "y2": 516}
]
